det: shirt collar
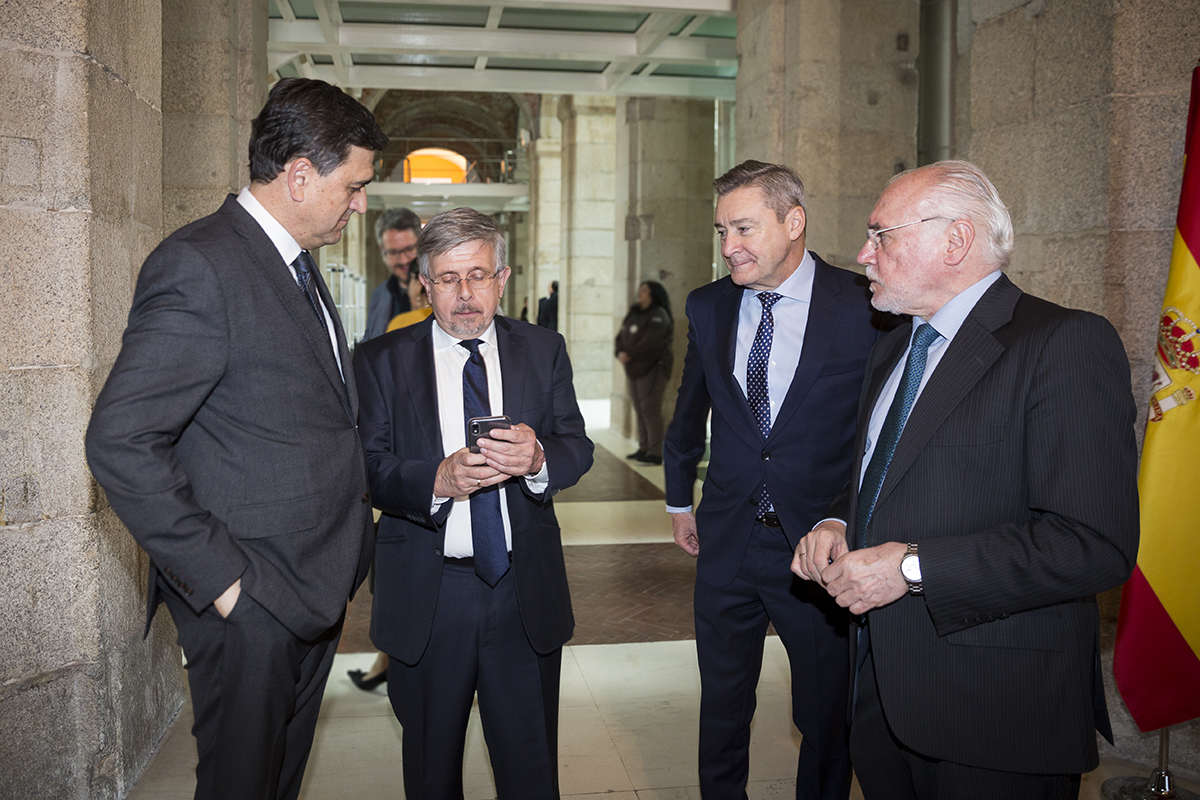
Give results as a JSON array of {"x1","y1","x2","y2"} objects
[
  {"x1": 750, "y1": 249, "x2": 815, "y2": 303},
  {"x1": 431, "y1": 317, "x2": 499, "y2": 353},
  {"x1": 237, "y1": 186, "x2": 303, "y2": 267},
  {"x1": 921, "y1": 270, "x2": 1003, "y2": 342}
]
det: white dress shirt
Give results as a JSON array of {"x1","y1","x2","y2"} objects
[
  {"x1": 236, "y1": 187, "x2": 344, "y2": 380},
  {"x1": 429, "y1": 319, "x2": 550, "y2": 558},
  {"x1": 667, "y1": 250, "x2": 817, "y2": 514}
]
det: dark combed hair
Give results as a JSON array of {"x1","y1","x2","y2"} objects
[
  {"x1": 713, "y1": 160, "x2": 807, "y2": 222},
  {"x1": 641, "y1": 280, "x2": 672, "y2": 320},
  {"x1": 249, "y1": 78, "x2": 389, "y2": 184},
  {"x1": 374, "y1": 207, "x2": 422, "y2": 245}
]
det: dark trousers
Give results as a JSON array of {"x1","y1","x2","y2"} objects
[
  {"x1": 387, "y1": 564, "x2": 562, "y2": 800},
  {"x1": 161, "y1": 583, "x2": 341, "y2": 800},
  {"x1": 694, "y1": 523, "x2": 852, "y2": 800},
  {"x1": 850, "y1": 648, "x2": 1081, "y2": 800},
  {"x1": 628, "y1": 367, "x2": 668, "y2": 455}
]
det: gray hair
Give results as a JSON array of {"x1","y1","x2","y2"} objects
[
  {"x1": 895, "y1": 160, "x2": 1014, "y2": 269},
  {"x1": 374, "y1": 206, "x2": 422, "y2": 246},
  {"x1": 714, "y1": 160, "x2": 807, "y2": 222},
  {"x1": 416, "y1": 207, "x2": 506, "y2": 279}
]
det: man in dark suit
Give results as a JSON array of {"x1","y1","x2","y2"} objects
[
  {"x1": 85, "y1": 79, "x2": 387, "y2": 800},
  {"x1": 664, "y1": 160, "x2": 888, "y2": 800},
  {"x1": 354, "y1": 208, "x2": 593, "y2": 800},
  {"x1": 793, "y1": 161, "x2": 1139, "y2": 799},
  {"x1": 537, "y1": 279, "x2": 559, "y2": 330}
]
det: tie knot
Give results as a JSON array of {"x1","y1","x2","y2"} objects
[
  {"x1": 912, "y1": 323, "x2": 940, "y2": 352},
  {"x1": 757, "y1": 291, "x2": 782, "y2": 311},
  {"x1": 459, "y1": 339, "x2": 483, "y2": 356},
  {"x1": 293, "y1": 252, "x2": 314, "y2": 278}
]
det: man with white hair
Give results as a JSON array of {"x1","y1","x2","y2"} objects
[{"x1": 792, "y1": 161, "x2": 1139, "y2": 799}]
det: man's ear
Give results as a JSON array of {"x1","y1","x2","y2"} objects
[
  {"x1": 286, "y1": 158, "x2": 314, "y2": 203},
  {"x1": 787, "y1": 205, "x2": 807, "y2": 242},
  {"x1": 945, "y1": 220, "x2": 975, "y2": 266}
]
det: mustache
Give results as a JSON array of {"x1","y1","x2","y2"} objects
[{"x1": 454, "y1": 302, "x2": 483, "y2": 315}]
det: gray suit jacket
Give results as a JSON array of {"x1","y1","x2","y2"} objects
[
  {"x1": 840, "y1": 274, "x2": 1139, "y2": 773},
  {"x1": 86, "y1": 195, "x2": 375, "y2": 641}
]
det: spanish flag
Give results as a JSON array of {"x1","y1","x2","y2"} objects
[{"x1": 1113, "y1": 63, "x2": 1200, "y2": 733}]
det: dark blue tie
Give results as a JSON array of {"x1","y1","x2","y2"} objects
[
  {"x1": 855, "y1": 323, "x2": 941, "y2": 549},
  {"x1": 747, "y1": 292, "x2": 782, "y2": 513},
  {"x1": 292, "y1": 251, "x2": 325, "y2": 326},
  {"x1": 460, "y1": 339, "x2": 509, "y2": 586}
]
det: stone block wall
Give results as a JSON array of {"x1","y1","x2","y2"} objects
[
  {"x1": 0, "y1": 0, "x2": 185, "y2": 798},
  {"x1": 959, "y1": 0, "x2": 1200, "y2": 777},
  {"x1": 559, "y1": 95, "x2": 617, "y2": 400},
  {"x1": 735, "y1": 0, "x2": 920, "y2": 268}
]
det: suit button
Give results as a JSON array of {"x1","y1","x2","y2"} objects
[
  {"x1": 435, "y1": 548, "x2": 443, "y2": 556},
  {"x1": 361, "y1": 492, "x2": 369, "y2": 502},
  {"x1": 761, "y1": 452, "x2": 771, "y2": 461},
  {"x1": 185, "y1": 587, "x2": 193, "y2": 596}
]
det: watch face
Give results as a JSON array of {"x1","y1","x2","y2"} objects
[{"x1": 901, "y1": 554, "x2": 922, "y2": 582}]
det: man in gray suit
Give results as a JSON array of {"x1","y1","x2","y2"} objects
[
  {"x1": 86, "y1": 78, "x2": 388, "y2": 800},
  {"x1": 793, "y1": 161, "x2": 1138, "y2": 799}
]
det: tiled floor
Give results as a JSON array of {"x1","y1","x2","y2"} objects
[{"x1": 125, "y1": 429, "x2": 1200, "y2": 800}]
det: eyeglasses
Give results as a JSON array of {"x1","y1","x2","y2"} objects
[
  {"x1": 866, "y1": 217, "x2": 948, "y2": 250},
  {"x1": 427, "y1": 270, "x2": 503, "y2": 293},
  {"x1": 383, "y1": 245, "x2": 418, "y2": 259}
]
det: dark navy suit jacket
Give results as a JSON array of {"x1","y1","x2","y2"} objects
[
  {"x1": 353, "y1": 314, "x2": 594, "y2": 665},
  {"x1": 664, "y1": 254, "x2": 888, "y2": 587}
]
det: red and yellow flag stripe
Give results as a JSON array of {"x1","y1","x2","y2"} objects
[{"x1": 1113, "y1": 63, "x2": 1200, "y2": 733}]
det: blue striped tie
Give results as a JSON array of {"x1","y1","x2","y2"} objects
[{"x1": 460, "y1": 339, "x2": 509, "y2": 586}]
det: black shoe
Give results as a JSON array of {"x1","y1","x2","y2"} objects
[
  {"x1": 347, "y1": 668, "x2": 387, "y2": 692},
  {"x1": 626, "y1": 450, "x2": 646, "y2": 460},
  {"x1": 636, "y1": 453, "x2": 663, "y2": 465}
]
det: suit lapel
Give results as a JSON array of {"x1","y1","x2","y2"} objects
[
  {"x1": 494, "y1": 316, "x2": 527, "y2": 420},
  {"x1": 309, "y1": 266, "x2": 356, "y2": 418},
  {"x1": 871, "y1": 275, "x2": 1020, "y2": 514},
  {"x1": 394, "y1": 318, "x2": 443, "y2": 459},
  {"x1": 769, "y1": 257, "x2": 842, "y2": 441},
  {"x1": 714, "y1": 281, "x2": 761, "y2": 436},
  {"x1": 224, "y1": 198, "x2": 353, "y2": 421}
]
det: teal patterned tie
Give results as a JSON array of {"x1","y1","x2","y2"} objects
[{"x1": 855, "y1": 323, "x2": 941, "y2": 549}]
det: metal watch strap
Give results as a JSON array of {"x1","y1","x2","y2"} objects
[{"x1": 905, "y1": 542, "x2": 923, "y2": 595}]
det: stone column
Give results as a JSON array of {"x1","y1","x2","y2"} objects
[
  {"x1": 735, "y1": 0, "x2": 919, "y2": 266},
  {"x1": 558, "y1": 95, "x2": 617, "y2": 401},
  {"x1": 614, "y1": 97, "x2": 716, "y2": 438},
  {"x1": 0, "y1": 1, "x2": 181, "y2": 798},
  {"x1": 162, "y1": 0, "x2": 267, "y2": 233},
  {"x1": 530, "y1": 96, "x2": 564, "y2": 326}
]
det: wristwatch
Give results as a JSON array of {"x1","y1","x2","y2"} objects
[{"x1": 900, "y1": 543, "x2": 923, "y2": 595}]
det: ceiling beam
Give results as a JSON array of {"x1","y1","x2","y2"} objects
[
  {"x1": 338, "y1": 0, "x2": 732, "y2": 13},
  {"x1": 307, "y1": 63, "x2": 734, "y2": 99},
  {"x1": 267, "y1": 20, "x2": 735, "y2": 65}
]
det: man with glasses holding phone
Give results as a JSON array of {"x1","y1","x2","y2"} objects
[
  {"x1": 792, "y1": 161, "x2": 1139, "y2": 799},
  {"x1": 364, "y1": 206, "x2": 422, "y2": 340},
  {"x1": 353, "y1": 207, "x2": 594, "y2": 800}
]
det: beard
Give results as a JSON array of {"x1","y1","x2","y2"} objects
[{"x1": 443, "y1": 301, "x2": 490, "y2": 338}]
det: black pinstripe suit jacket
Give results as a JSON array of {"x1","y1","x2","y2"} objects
[{"x1": 841, "y1": 273, "x2": 1139, "y2": 774}]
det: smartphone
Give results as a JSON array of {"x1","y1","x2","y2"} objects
[{"x1": 467, "y1": 415, "x2": 512, "y2": 453}]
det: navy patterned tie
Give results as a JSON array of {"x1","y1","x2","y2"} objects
[
  {"x1": 747, "y1": 292, "x2": 782, "y2": 513},
  {"x1": 459, "y1": 339, "x2": 509, "y2": 586},
  {"x1": 292, "y1": 251, "x2": 325, "y2": 326},
  {"x1": 855, "y1": 323, "x2": 941, "y2": 549}
]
